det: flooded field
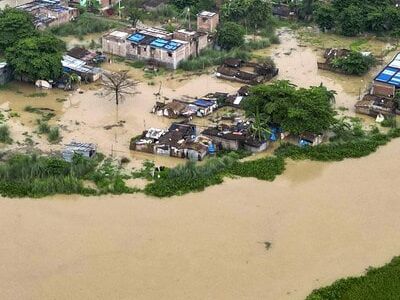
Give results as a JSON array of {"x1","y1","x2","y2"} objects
[
  {"x1": 1, "y1": 28, "x2": 400, "y2": 299},
  {"x1": 1, "y1": 138, "x2": 400, "y2": 300}
]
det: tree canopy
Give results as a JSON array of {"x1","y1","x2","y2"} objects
[
  {"x1": 170, "y1": 0, "x2": 215, "y2": 13},
  {"x1": 242, "y1": 81, "x2": 336, "y2": 135},
  {"x1": 331, "y1": 52, "x2": 376, "y2": 76},
  {"x1": 0, "y1": 8, "x2": 36, "y2": 53},
  {"x1": 5, "y1": 34, "x2": 66, "y2": 81},
  {"x1": 220, "y1": 0, "x2": 272, "y2": 29},
  {"x1": 314, "y1": 0, "x2": 400, "y2": 36},
  {"x1": 216, "y1": 21, "x2": 245, "y2": 50}
]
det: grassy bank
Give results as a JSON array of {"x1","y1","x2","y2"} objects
[
  {"x1": 306, "y1": 256, "x2": 400, "y2": 300},
  {"x1": 275, "y1": 128, "x2": 400, "y2": 162},
  {"x1": 0, "y1": 154, "x2": 138, "y2": 198},
  {"x1": 144, "y1": 153, "x2": 285, "y2": 198}
]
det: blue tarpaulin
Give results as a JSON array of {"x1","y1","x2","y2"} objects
[{"x1": 194, "y1": 99, "x2": 214, "y2": 108}]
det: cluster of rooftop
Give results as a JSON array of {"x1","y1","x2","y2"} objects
[
  {"x1": 355, "y1": 52, "x2": 400, "y2": 117},
  {"x1": 216, "y1": 58, "x2": 279, "y2": 85},
  {"x1": 130, "y1": 123, "x2": 210, "y2": 161},
  {"x1": 152, "y1": 85, "x2": 249, "y2": 119},
  {"x1": 102, "y1": 11, "x2": 219, "y2": 69},
  {"x1": 17, "y1": 0, "x2": 78, "y2": 29}
]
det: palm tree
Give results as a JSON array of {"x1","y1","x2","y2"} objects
[{"x1": 250, "y1": 108, "x2": 271, "y2": 141}]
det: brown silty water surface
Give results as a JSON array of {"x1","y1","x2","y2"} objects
[
  {"x1": 1, "y1": 29, "x2": 400, "y2": 299},
  {"x1": 1, "y1": 139, "x2": 400, "y2": 299}
]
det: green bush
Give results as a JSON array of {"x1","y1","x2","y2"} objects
[
  {"x1": 0, "y1": 125, "x2": 12, "y2": 144},
  {"x1": 0, "y1": 154, "x2": 98, "y2": 198},
  {"x1": 331, "y1": 52, "x2": 376, "y2": 76},
  {"x1": 49, "y1": 13, "x2": 119, "y2": 37},
  {"x1": 179, "y1": 48, "x2": 251, "y2": 71},
  {"x1": 229, "y1": 156, "x2": 285, "y2": 181},
  {"x1": 48, "y1": 127, "x2": 61, "y2": 143},
  {"x1": 275, "y1": 130, "x2": 397, "y2": 162},
  {"x1": 37, "y1": 121, "x2": 50, "y2": 134},
  {"x1": 307, "y1": 256, "x2": 400, "y2": 300}
]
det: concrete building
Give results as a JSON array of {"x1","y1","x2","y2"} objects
[
  {"x1": 102, "y1": 11, "x2": 217, "y2": 69},
  {"x1": 103, "y1": 26, "x2": 208, "y2": 69},
  {"x1": 102, "y1": 29, "x2": 135, "y2": 58},
  {"x1": 197, "y1": 11, "x2": 219, "y2": 33},
  {"x1": 17, "y1": 0, "x2": 78, "y2": 29}
]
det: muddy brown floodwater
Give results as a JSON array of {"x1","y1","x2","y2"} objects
[
  {"x1": 1, "y1": 139, "x2": 400, "y2": 300},
  {"x1": 1, "y1": 29, "x2": 400, "y2": 300}
]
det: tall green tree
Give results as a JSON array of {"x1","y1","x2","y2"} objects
[
  {"x1": 217, "y1": 22, "x2": 245, "y2": 50},
  {"x1": 338, "y1": 5, "x2": 364, "y2": 36},
  {"x1": 6, "y1": 34, "x2": 66, "y2": 81},
  {"x1": 220, "y1": 0, "x2": 272, "y2": 29},
  {"x1": 0, "y1": 8, "x2": 36, "y2": 53},
  {"x1": 243, "y1": 81, "x2": 336, "y2": 135},
  {"x1": 314, "y1": 3, "x2": 335, "y2": 31},
  {"x1": 124, "y1": 0, "x2": 144, "y2": 27}
]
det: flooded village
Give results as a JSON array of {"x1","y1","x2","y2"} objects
[{"x1": 1, "y1": 0, "x2": 400, "y2": 299}]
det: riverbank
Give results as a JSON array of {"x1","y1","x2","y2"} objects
[{"x1": 1, "y1": 138, "x2": 400, "y2": 299}]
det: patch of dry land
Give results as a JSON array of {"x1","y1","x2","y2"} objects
[{"x1": 1, "y1": 29, "x2": 400, "y2": 299}]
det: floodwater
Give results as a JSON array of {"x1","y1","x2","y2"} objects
[
  {"x1": 1, "y1": 29, "x2": 400, "y2": 299},
  {"x1": 1, "y1": 139, "x2": 400, "y2": 299},
  {"x1": 255, "y1": 29, "x2": 390, "y2": 112}
]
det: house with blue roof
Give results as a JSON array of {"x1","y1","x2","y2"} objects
[{"x1": 102, "y1": 12, "x2": 217, "y2": 69}]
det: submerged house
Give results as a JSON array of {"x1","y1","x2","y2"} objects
[
  {"x1": 202, "y1": 123, "x2": 268, "y2": 153},
  {"x1": 355, "y1": 52, "x2": 400, "y2": 117},
  {"x1": 0, "y1": 63, "x2": 12, "y2": 85},
  {"x1": 62, "y1": 142, "x2": 97, "y2": 162},
  {"x1": 62, "y1": 55, "x2": 103, "y2": 82},
  {"x1": 130, "y1": 123, "x2": 209, "y2": 161},
  {"x1": 299, "y1": 133, "x2": 323, "y2": 147},
  {"x1": 216, "y1": 59, "x2": 278, "y2": 85}
]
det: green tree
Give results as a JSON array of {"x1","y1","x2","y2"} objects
[
  {"x1": 331, "y1": 51, "x2": 376, "y2": 75},
  {"x1": 220, "y1": 0, "x2": 271, "y2": 29},
  {"x1": 124, "y1": 0, "x2": 143, "y2": 27},
  {"x1": 5, "y1": 34, "x2": 65, "y2": 81},
  {"x1": 217, "y1": 22, "x2": 245, "y2": 50},
  {"x1": 243, "y1": 81, "x2": 336, "y2": 135},
  {"x1": 339, "y1": 5, "x2": 364, "y2": 36},
  {"x1": 314, "y1": 3, "x2": 335, "y2": 31},
  {"x1": 0, "y1": 8, "x2": 36, "y2": 53}
]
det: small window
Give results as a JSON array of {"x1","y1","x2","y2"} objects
[
  {"x1": 168, "y1": 52, "x2": 173, "y2": 57},
  {"x1": 143, "y1": 47, "x2": 147, "y2": 52}
]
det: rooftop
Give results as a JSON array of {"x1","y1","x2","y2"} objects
[{"x1": 198, "y1": 11, "x2": 217, "y2": 18}]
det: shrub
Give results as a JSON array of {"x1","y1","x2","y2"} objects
[
  {"x1": 49, "y1": 13, "x2": 119, "y2": 37},
  {"x1": 37, "y1": 121, "x2": 50, "y2": 134},
  {"x1": 0, "y1": 125, "x2": 12, "y2": 144},
  {"x1": 331, "y1": 52, "x2": 376, "y2": 76},
  {"x1": 179, "y1": 48, "x2": 251, "y2": 71},
  {"x1": 48, "y1": 127, "x2": 61, "y2": 143},
  {"x1": 306, "y1": 256, "x2": 400, "y2": 300}
]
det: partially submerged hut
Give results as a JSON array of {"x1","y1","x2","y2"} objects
[{"x1": 62, "y1": 142, "x2": 97, "y2": 162}]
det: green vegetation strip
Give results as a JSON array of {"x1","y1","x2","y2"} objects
[
  {"x1": 306, "y1": 256, "x2": 400, "y2": 300},
  {"x1": 0, "y1": 154, "x2": 138, "y2": 198},
  {"x1": 144, "y1": 128, "x2": 400, "y2": 198}
]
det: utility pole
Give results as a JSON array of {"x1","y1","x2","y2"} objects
[{"x1": 188, "y1": 7, "x2": 191, "y2": 31}]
